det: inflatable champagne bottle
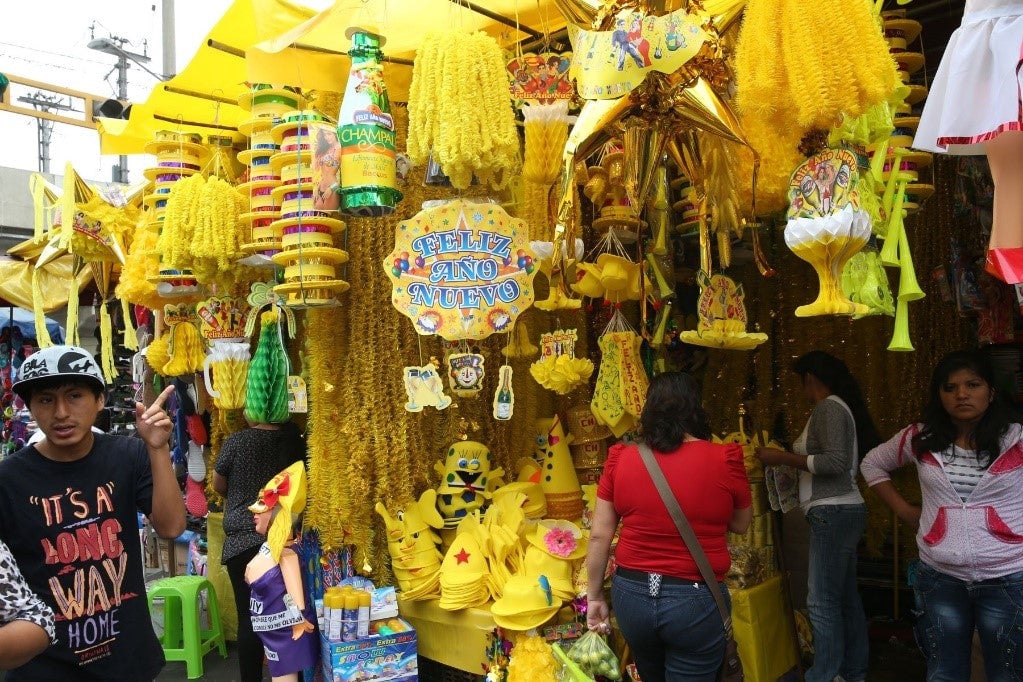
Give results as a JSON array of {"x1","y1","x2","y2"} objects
[{"x1": 336, "y1": 27, "x2": 403, "y2": 217}]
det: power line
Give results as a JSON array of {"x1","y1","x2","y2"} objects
[{"x1": 0, "y1": 41, "x2": 110, "y2": 66}]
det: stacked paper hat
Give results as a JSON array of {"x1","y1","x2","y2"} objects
[
  {"x1": 375, "y1": 491, "x2": 443, "y2": 600},
  {"x1": 671, "y1": 176, "x2": 702, "y2": 236},
  {"x1": 237, "y1": 111, "x2": 283, "y2": 268},
  {"x1": 142, "y1": 130, "x2": 207, "y2": 296},
  {"x1": 585, "y1": 144, "x2": 645, "y2": 244},
  {"x1": 260, "y1": 110, "x2": 349, "y2": 306},
  {"x1": 438, "y1": 516, "x2": 491, "y2": 610},
  {"x1": 238, "y1": 83, "x2": 307, "y2": 137},
  {"x1": 482, "y1": 490, "x2": 528, "y2": 595},
  {"x1": 523, "y1": 519, "x2": 588, "y2": 601},
  {"x1": 511, "y1": 461, "x2": 548, "y2": 519},
  {"x1": 490, "y1": 574, "x2": 562, "y2": 631},
  {"x1": 565, "y1": 403, "x2": 610, "y2": 470},
  {"x1": 874, "y1": 11, "x2": 934, "y2": 216},
  {"x1": 883, "y1": 12, "x2": 927, "y2": 106}
]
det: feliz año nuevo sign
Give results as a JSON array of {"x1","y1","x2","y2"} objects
[{"x1": 384, "y1": 199, "x2": 538, "y2": 341}]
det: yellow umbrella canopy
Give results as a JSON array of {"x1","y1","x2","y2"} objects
[
  {"x1": 99, "y1": 0, "x2": 566, "y2": 153},
  {"x1": 246, "y1": 0, "x2": 564, "y2": 98},
  {"x1": 97, "y1": 0, "x2": 294, "y2": 154}
]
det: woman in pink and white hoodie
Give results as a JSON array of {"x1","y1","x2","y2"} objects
[{"x1": 861, "y1": 350, "x2": 1023, "y2": 681}]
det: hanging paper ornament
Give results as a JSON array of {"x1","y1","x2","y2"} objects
[
  {"x1": 446, "y1": 352, "x2": 486, "y2": 398},
  {"x1": 841, "y1": 246, "x2": 895, "y2": 319},
  {"x1": 493, "y1": 365, "x2": 515, "y2": 421},
  {"x1": 384, "y1": 199, "x2": 538, "y2": 341},
  {"x1": 784, "y1": 148, "x2": 872, "y2": 317},
  {"x1": 590, "y1": 329, "x2": 649, "y2": 437},
  {"x1": 529, "y1": 329, "x2": 594, "y2": 395},
  {"x1": 336, "y1": 28, "x2": 403, "y2": 217},
  {"x1": 508, "y1": 52, "x2": 575, "y2": 107},
  {"x1": 162, "y1": 304, "x2": 206, "y2": 377},
  {"x1": 680, "y1": 272, "x2": 769, "y2": 350},
  {"x1": 244, "y1": 310, "x2": 291, "y2": 424},
  {"x1": 401, "y1": 361, "x2": 452, "y2": 413}
]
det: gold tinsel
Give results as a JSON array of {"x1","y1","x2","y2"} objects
[{"x1": 300, "y1": 104, "x2": 574, "y2": 583}]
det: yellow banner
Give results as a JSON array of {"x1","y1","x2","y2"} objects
[{"x1": 569, "y1": 8, "x2": 708, "y2": 100}]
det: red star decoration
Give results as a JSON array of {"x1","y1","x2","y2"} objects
[{"x1": 454, "y1": 548, "x2": 471, "y2": 565}]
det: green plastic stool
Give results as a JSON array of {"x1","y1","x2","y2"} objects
[{"x1": 147, "y1": 575, "x2": 227, "y2": 679}]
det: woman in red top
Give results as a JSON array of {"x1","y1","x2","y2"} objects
[{"x1": 586, "y1": 372, "x2": 752, "y2": 682}]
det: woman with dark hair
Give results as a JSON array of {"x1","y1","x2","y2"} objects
[
  {"x1": 212, "y1": 420, "x2": 306, "y2": 682},
  {"x1": 586, "y1": 372, "x2": 752, "y2": 681},
  {"x1": 861, "y1": 350, "x2": 1023, "y2": 679},
  {"x1": 756, "y1": 350, "x2": 879, "y2": 682}
]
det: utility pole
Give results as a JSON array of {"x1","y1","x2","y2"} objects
[
  {"x1": 162, "y1": 0, "x2": 177, "y2": 79},
  {"x1": 88, "y1": 25, "x2": 154, "y2": 184},
  {"x1": 16, "y1": 91, "x2": 75, "y2": 173}
]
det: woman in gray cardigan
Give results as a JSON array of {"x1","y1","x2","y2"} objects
[{"x1": 757, "y1": 351, "x2": 881, "y2": 682}]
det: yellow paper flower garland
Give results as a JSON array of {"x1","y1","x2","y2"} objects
[
  {"x1": 157, "y1": 172, "x2": 204, "y2": 272},
  {"x1": 190, "y1": 177, "x2": 248, "y2": 283},
  {"x1": 735, "y1": 0, "x2": 899, "y2": 134},
  {"x1": 407, "y1": 32, "x2": 521, "y2": 189}
]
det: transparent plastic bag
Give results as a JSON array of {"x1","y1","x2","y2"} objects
[{"x1": 565, "y1": 630, "x2": 621, "y2": 680}]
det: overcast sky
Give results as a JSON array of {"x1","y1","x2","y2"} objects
[{"x1": 1, "y1": 0, "x2": 234, "y2": 183}]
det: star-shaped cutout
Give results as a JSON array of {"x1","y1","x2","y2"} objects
[{"x1": 454, "y1": 548, "x2": 471, "y2": 565}]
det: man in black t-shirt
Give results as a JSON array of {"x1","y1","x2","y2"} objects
[{"x1": 0, "y1": 345, "x2": 186, "y2": 680}]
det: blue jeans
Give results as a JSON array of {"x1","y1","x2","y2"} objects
[
  {"x1": 913, "y1": 561, "x2": 1023, "y2": 681},
  {"x1": 805, "y1": 504, "x2": 869, "y2": 682},
  {"x1": 611, "y1": 572, "x2": 730, "y2": 682}
]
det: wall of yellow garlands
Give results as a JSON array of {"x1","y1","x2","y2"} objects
[
  {"x1": 701, "y1": 156, "x2": 973, "y2": 564},
  {"x1": 302, "y1": 103, "x2": 592, "y2": 580}
]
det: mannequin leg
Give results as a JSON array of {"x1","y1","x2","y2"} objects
[{"x1": 984, "y1": 131, "x2": 1023, "y2": 283}]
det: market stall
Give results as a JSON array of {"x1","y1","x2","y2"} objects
[{"x1": 11, "y1": 0, "x2": 1001, "y2": 680}]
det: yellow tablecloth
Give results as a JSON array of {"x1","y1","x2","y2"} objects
[
  {"x1": 398, "y1": 597, "x2": 495, "y2": 674},
  {"x1": 205, "y1": 513, "x2": 239, "y2": 642},
  {"x1": 731, "y1": 575, "x2": 799, "y2": 682},
  {"x1": 398, "y1": 578, "x2": 797, "y2": 679}
]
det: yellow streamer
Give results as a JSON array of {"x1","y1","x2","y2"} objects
[
  {"x1": 100, "y1": 303, "x2": 116, "y2": 382},
  {"x1": 31, "y1": 269, "x2": 53, "y2": 348},
  {"x1": 121, "y1": 298, "x2": 138, "y2": 351}
]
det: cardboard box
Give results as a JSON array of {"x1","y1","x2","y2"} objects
[
  {"x1": 159, "y1": 539, "x2": 189, "y2": 577},
  {"x1": 320, "y1": 618, "x2": 418, "y2": 682}
]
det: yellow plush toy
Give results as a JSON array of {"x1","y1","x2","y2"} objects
[{"x1": 434, "y1": 441, "x2": 505, "y2": 528}]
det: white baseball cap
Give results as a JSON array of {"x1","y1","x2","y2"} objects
[{"x1": 12, "y1": 345, "x2": 106, "y2": 400}]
